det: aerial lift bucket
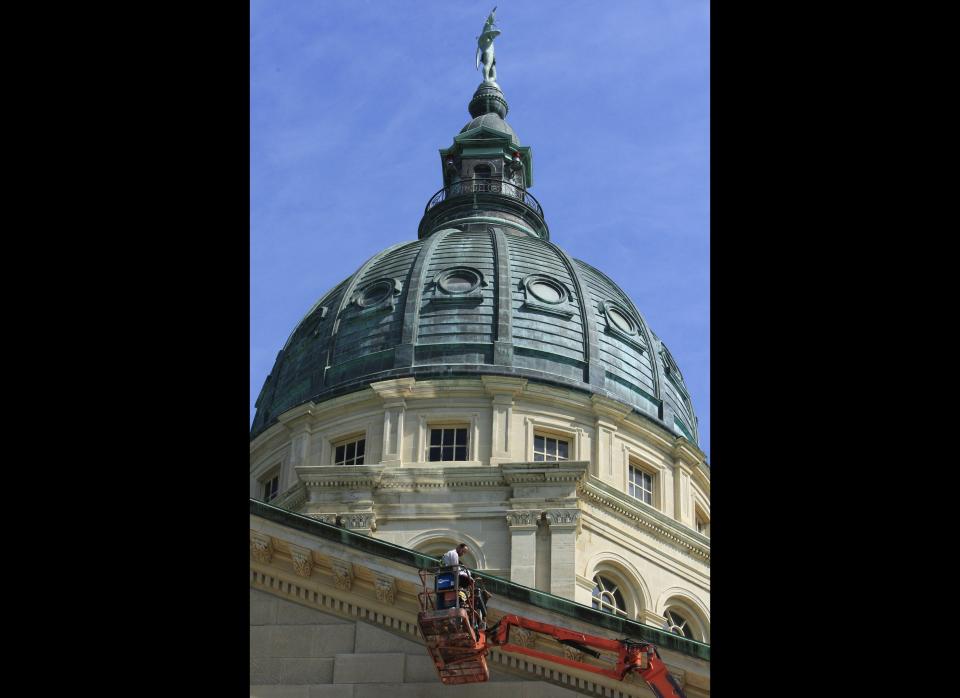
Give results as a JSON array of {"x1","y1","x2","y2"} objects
[{"x1": 416, "y1": 567, "x2": 490, "y2": 684}]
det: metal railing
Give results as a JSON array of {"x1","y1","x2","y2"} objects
[{"x1": 424, "y1": 177, "x2": 543, "y2": 217}]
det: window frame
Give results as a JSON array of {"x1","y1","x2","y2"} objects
[
  {"x1": 628, "y1": 464, "x2": 654, "y2": 505},
  {"x1": 524, "y1": 418, "x2": 580, "y2": 463},
  {"x1": 533, "y1": 431, "x2": 571, "y2": 462},
  {"x1": 417, "y1": 413, "x2": 480, "y2": 464},
  {"x1": 426, "y1": 424, "x2": 471, "y2": 463},
  {"x1": 259, "y1": 466, "x2": 281, "y2": 503},
  {"x1": 694, "y1": 503, "x2": 711, "y2": 538},
  {"x1": 332, "y1": 433, "x2": 367, "y2": 466},
  {"x1": 590, "y1": 574, "x2": 628, "y2": 617},
  {"x1": 626, "y1": 458, "x2": 660, "y2": 510}
]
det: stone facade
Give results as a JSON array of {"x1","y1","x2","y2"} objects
[
  {"x1": 251, "y1": 374, "x2": 710, "y2": 644},
  {"x1": 249, "y1": 513, "x2": 710, "y2": 696}
]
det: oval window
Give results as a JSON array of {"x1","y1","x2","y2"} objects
[
  {"x1": 438, "y1": 268, "x2": 481, "y2": 294},
  {"x1": 528, "y1": 279, "x2": 564, "y2": 304},
  {"x1": 358, "y1": 280, "x2": 393, "y2": 307},
  {"x1": 607, "y1": 306, "x2": 635, "y2": 334}
]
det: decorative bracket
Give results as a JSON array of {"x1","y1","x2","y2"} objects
[
  {"x1": 374, "y1": 574, "x2": 397, "y2": 605},
  {"x1": 289, "y1": 544, "x2": 313, "y2": 578},
  {"x1": 330, "y1": 557, "x2": 354, "y2": 591},
  {"x1": 250, "y1": 531, "x2": 273, "y2": 563}
]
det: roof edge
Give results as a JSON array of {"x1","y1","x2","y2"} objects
[{"x1": 250, "y1": 498, "x2": 710, "y2": 661}]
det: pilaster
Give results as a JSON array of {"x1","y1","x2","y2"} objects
[
  {"x1": 505, "y1": 509, "x2": 540, "y2": 587},
  {"x1": 673, "y1": 459, "x2": 692, "y2": 526},
  {"x1": 371, "y1": 378, "x2": 415, "y2": 466},
  {"x1": 545, "y1": 508, "x2": 580, "y2": 600},
  {"x1": 483, "y1": 375, "x2": 527, "y2": 464},
  {"x1": 591, "y1": 395, "x2": 629, "y2": 479}
]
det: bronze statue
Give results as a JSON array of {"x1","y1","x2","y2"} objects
[{"x1": 475, "y1": 7, "x2": 500, "y2": 84}]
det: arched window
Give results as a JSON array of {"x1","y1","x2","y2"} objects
[
  {"x1": 591, "y1": 575, "x2": 627, "y2": 616},
  {"x1": 663, "y1": 609, "x2": 693, "y2": 638},
  {"x1": 473, "y1": 163, "x2": 492, "y2": 178}
]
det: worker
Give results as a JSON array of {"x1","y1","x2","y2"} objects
[{"x1": 442, "y1": 543, "x2": 474, "y2": 607}]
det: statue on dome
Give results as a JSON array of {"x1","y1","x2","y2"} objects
[{"x1": 475, "y1": 7, "x2": 500, "y2": 84}]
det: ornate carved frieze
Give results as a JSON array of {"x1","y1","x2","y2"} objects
[
  {"x1": 330, "y1": 557, "x2": 354, "y2": 591},
  {"x1": 510, "y1": 626, "x2": 536, "y2": 648},
  {"x1": 502, "y1": 462, "x2": 588, "y2": 485},
  {"x1": 374, "y1": 574, "x2": 397, "y2": 605},
  {"x1": 250, "y1": 531, "x2": 273, "y2": 563},
  {"x1": 305, "y1": 512, "x2": 339, "y2": 525},
  {"x1": 296, "y1": 466, "x2": 380, "y2": 489},
  {"x1": 289, "y1": 544, "x2": 313, "y2": 577},
  {"x1": 563, "y1": 645, "x2": 584, "y2": 663}
]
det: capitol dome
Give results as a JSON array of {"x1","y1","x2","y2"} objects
[{"x1": 251, "y1": 80, "x2": 698, "y2": 446}]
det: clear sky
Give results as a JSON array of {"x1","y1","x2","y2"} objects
[{"x1": 251, "y1": 0, "x2": 710, "y2": 460}]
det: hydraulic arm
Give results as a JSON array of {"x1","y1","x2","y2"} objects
[
  {"x1": 484, "y1": 614, "x2": 686, "y2": 697},
  {"x1": 416, "y1": 566, "x2": 687, "y2": 696}
]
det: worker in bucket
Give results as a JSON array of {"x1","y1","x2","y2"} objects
[
  {"x1": 441, "y1": 543, "x2": 492, "y2": 627},
  {"x1": 442, "y1": 543, "x2": 474, "y2": 605}
]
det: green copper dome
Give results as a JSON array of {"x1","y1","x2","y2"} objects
[
  {"x1": 251, "y1": 28, "x2": 698, "y2": 445},
  {"x1": 251, "y1": 226, "x2": 698, "y2": 444}
]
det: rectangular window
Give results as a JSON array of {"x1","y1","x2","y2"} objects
[
  {"x1": 428, "y1": 427, "x2": 468, "y2": 462},
  {"x1": 533, "y1": 434, "x2": 569, "y2": 462},
  {"x1": 334, "y1": 436, "x2": 365, "y2": 465},
  {"x1": 262, "y1": 473, "x2": 279, "y2": 502},
  {"x1": 628, "y1": 465, "x2": 653, "y2": 505},
  {"x1": 696, "y1": 509, "x2": 710, "y2": 537}
]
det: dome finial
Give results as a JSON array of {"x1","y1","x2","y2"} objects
[
  {"x1": 470, "y1": 7, "x2": 508, "y2": 119},
  {"x1": 475, "y1": 6, "x2": 500, "y2": 85}
]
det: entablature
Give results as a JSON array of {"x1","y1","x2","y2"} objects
[{"x1": 577, "y1": 476, "x2": 710, "y2": 564}]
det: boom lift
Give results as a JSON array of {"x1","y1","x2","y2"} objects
[{"x1": 417, "y1": 566, "x2": 687, "y2": 697}]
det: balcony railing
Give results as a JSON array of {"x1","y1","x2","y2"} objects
[{"x1": 424, "y1": 177, "x2": 544, "y2": 218}]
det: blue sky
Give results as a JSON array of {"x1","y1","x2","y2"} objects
[{"x1": 251, "y1": 0, "x2": 710, "y2": 460}]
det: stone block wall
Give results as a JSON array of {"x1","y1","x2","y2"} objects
[{"x1": 250, "y1": 588, "x2": 584, "y2": 698}]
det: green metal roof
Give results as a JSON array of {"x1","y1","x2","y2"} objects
[{"x1": 250, "y1": 498, "x2": 710, "y2": 662}]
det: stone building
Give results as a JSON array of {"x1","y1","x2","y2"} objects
[{"x1": 250, "y1": 17, "x2": 709, "y2": 696}]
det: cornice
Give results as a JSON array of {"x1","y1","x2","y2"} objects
[
  {"x1": 501, "y1": 461, "x2": 589, "y2": 485},
  {"x1": 276, "y1": 402, "x2": 317, "y2": 428},
  {"x1": 591, "y1": 394, "x2": 631, "y2": 422},
  {"x1": 274, "y1": 482, "x2": 307, "y2": 511},
  {"x1": 672, "y1": 440, "x2": 708, "y2": 472},
  {"x1": 377, "y1": 465, "x2": 508, "y2": 490},
  {"x1": 295, "y1": 465, "x2": 382, "y2": 489},
  {"x1": 481, "y1": 375, "x2": 528, "y2": 397},
  {"x1": 577, "y1": 477, "x2": 710, "y2": 563},
  {"x1": 369, "y1": 377, "x2": 416, "y2": 402},
  {"x1": 249, "y1": 421, "x2": 289, "y2": 452}
]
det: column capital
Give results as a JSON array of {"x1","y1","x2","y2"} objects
[
  {"x1": 505, "y1": 509, "x2": 541, "y2": 529},
  {"x1": 544, "y1": 508, "x2": 581, "y2": 530}
]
